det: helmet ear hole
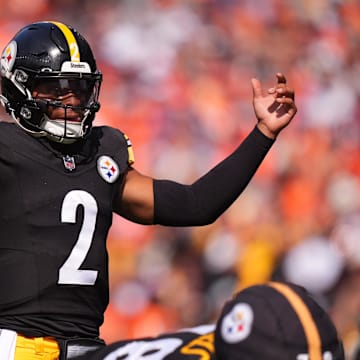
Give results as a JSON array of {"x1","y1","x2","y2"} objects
[{"x1": 0, "y1": 21, "x2": 102, "y2": 143}]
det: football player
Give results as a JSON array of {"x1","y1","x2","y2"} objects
[
  {"x1": 72, "y1": 282, "x2": 344, "y2": 360},
  {"x1": 73, "y1": 325, "x2": 216, "y2": 360},
  {"x1": 0, "y1": 21, "x2": 296, "y2": 359}
]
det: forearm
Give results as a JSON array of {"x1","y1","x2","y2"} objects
[{"x1": 153, "y1": 126, "x2": 274, "y2": 226}]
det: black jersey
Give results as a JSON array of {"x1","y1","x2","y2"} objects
[
  {"x1": 78, "y1": 325, "x2": 216, "y2": 360},
  {"x1": 0, "y1": 122, "x2": 132, "y2": 338}
]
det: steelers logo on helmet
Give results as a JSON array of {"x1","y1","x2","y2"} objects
[
  {"x1": 97, "y1": 155, "x2": 120, "y2": 183},
  {"x1": 0, "y1": 41, "x2": 17, "y2": 76},
  {"x1": 220, "y1": 302, "x2": 254, "y2": 344}
]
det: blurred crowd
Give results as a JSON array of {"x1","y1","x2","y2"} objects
[{"x1": 1, "y1": 0, "x2": 360, "y2": 358}]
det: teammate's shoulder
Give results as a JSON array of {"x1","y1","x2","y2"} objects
[
  {"x1": 80, "y1": 325, "x2": 216, "y2": 360},
  {"x1": 177, "y1": 324, "x2": 215, "y2": 335}
]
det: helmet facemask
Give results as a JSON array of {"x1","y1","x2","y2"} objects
[{"x1": 24, "y1": 74, "x2": 101, "y2": 143}]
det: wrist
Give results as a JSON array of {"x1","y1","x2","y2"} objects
[{"x1": 256, "y1": 123, "x2": 277, "y2": 140}]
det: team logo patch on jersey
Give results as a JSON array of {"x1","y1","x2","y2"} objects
[
  {"x1": 220, "y1": 303, "x2": 254, "y2": 343},
  {"x1": 1, "y1": 41, "x2": 17, "y2": 76},
  {"x1": 97, "y1": 155, "x2": 120, "y2": 183}
]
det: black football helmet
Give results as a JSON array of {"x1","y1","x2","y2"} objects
[{"x1": 0, "y1": 21, "x2": 102, "y2": 143}]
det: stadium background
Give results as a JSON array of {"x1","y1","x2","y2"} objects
[{"x1": 1, "y1": 0, "x2": 360, "y2": 358}]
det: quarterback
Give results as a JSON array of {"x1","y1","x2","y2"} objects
[{"x1": 0, "y1": 21, "x2": 296, "y2": 359}]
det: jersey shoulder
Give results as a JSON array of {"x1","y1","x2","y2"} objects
[{"x1": 91, "y1": 126, "x2": 135, "y2": 166}]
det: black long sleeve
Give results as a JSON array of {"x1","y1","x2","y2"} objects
[{"x1": 153, "y1": 126, "x2": 274, "y2": 226}]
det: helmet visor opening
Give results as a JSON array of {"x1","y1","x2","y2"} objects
[{"x1": 31, "y1": 77, "x2": 100, "y2": 106}]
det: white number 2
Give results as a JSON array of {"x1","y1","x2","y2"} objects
[{"x1": 58, "y1": 190, "x2": 98, "y2": 286}]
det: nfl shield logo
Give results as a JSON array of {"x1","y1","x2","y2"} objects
[{"x1": 63, "y1": 155, "x2": 76, "y2": 171}]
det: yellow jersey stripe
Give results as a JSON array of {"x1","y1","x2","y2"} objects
[
  {"x1": 49, "y1": 21, "x2": 80, "y2": 62},
  {"x1": 268, "y1": 282, "x2": 322, "y2": 360},
  {"x1": 124, "y1": 134, "x2": 135, "y2": 165}
]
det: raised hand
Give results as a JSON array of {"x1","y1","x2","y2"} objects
[{"x1": 251, "y1": 73, "x2": 297, "y2": 139}]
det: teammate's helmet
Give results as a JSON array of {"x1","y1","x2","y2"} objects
[{"x1": 0, "y1": 21, "x2": 102, "y2": 143}]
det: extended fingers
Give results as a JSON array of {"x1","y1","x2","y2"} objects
[
  {"x1": 269, "y1": 73, "x2": 295, "y2": 100},
  {"x1": 254, "y1": 73, "x2": 295, "y2": 103},
  {"x1": 268, "y1": 73, "x2": 291, "y2": 96},
  {"x1": 251, "y1": 77, "x2": 263, "y2": 98},
  {"x1": 272, "y1": 73, "x2": 297, "y2": 114},
  {"x1": 276, "y1": 72, "x2": 287, "y2": 84},
  {"x1": 274, "y1": 89, "x2": 297, "y2": 116},
  {"x1": 274, "y1": 85, "x2": 295, "y2": 100}
]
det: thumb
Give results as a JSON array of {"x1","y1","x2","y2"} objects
[{"x1": 251, "y1": 78, "x2": 262, "y2": 98}]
